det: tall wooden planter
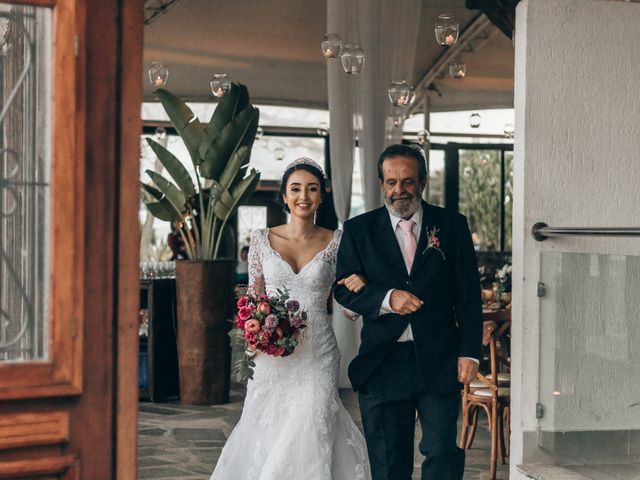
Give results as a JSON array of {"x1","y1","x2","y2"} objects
[{"x1": 175, "y1": 259, "x2": 235, "y2": 405}]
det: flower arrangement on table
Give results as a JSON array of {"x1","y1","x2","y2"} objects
[
  {"x1": 496, "y1": 263, "x2": 512, "y2": 307},
  {"x1": 229, "y1": 288, "x2": 307, "y2": 381}
]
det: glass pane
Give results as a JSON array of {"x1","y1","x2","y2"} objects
[
  {"x1": 0, "y1": 5, "x2": 53, "y2": 362},
  {"x1": 250, "y1": 136, "x2": 325, "y2": 181},
  {"x1": 458, "y1": 149, "x2": 501, "y2": 251},
  {"x1": 538, "y1": 252, "x2": 640, "y2": 472},
  {"x1": 427, "y1": 150, "x2": 445, "y2": 207},
  {"x1": 504, "y1": 151, "x2": 513, "y2": 251}
]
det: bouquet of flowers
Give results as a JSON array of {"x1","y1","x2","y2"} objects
[{"x1": 229, "y1": 287, "x2": 307, "y2": 381}]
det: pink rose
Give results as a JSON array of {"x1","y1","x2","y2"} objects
[
  {"x1": 237, "y1": 306, "x2": 252, "y2": 322},
  {"x1": 257, "y1": 302, "x2": 271, "y2": 315},
  {"x1": 245, "y1": 331, "x2": 257, "y2": 346},
  {"x1": 237, "y1": 296, "x2": 249, "y2": 309},
  {"x1": 244, "y1": 319, "x2": 261, "y2": 334},
  {"x1": 235, "y1": 315, "x2": 246, "y2": 329},
  {"x1": 256, "y1": 330, "x2": 271, "y2": 345}
]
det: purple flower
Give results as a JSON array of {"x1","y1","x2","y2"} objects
[
  {"x1": 264, "y1": 314, "x2": 279, "y2": 331},
  {"x1": 285, "y1": 299, "x2": 300, "y2": 312},
  {"x1": 289, "y1": 315, "x2": 303, "y2": 328}
]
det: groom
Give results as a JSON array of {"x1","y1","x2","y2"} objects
[{"x1": 333, "y1": 144, "x2": 482, "y2": 480}]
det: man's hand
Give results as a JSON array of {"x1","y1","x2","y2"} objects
[
  {"x1": 457, "y1": 357, "x2": 479, "y2": 384},
  {"x1": 389, "y1": 290, "x2": 423, "y2": 315}
]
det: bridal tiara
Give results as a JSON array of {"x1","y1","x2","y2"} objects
[{"x1": 282, "y1": 157, "x2": 325, "y2": 181}]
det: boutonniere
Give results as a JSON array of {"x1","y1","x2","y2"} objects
[{"x1": 422, "y1": 226, "x2": 445, "y2": 260}]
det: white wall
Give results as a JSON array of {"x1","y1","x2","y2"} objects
[{"x1": 511, "y1": 0, "x2": 640, "y2": 477}]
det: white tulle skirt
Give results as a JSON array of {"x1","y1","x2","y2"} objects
[{"x1": 210, "y1": 346, "x2": 370, "y2": 480}]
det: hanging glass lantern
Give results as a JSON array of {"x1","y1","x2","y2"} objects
[
  {"x1": 210, "y1": 73, "x2": 231, "y2": 98},
  {"x1": 274, "y1": 145, "x2": 285, "y2": 161},
  {"x1": 255, "y1": 126, "x2": 264, "y2": 141},
  {"x1": 341, "y1": 44, "x2": 365, "y2": 74},
  {"x1": 418, "y1": 129, "x2": 431, "y2": 145},
  {"x1": 148, "y1": 61, "x2": 169, "y2": 88},
  {"x1": 154, "y1": 126, "x2": 167, "y2": 139},
  {"x1": 435, "y1": 14, "x2": 459, "y2": 46},
  {"x1": 388, "y1": 80, "x2": 415, "y2": 107},
  {"x1": 321, "y1": 33, "x2": 343, "y2": 59},
  {"x1": 469, "y1": 112, "x2": 481, "y2": 128},
  {"x1": 449, "y1": 58, "x2": 466, "y2": 79},
  {"x1": 503, "y1": 123, "x2": 515, "y2": 139}
]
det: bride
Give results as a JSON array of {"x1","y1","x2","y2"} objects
[{"x1": 210, "y1": 158, "x2": 371, "y2": 480}]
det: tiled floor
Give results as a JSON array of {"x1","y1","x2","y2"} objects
[{"x1": 138, "y1": 385, "x2": 509, "y2": 479}]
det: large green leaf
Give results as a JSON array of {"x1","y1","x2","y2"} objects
[
  {"x1": 146, "y1": 138, "x2": 196, "y2": 197},
  {"x1": 200, "y1": 83, "x2": 250, "y2": 155},
  {"x1": 146, "y1": 170, "x2": 187, "y2": 214},
  {"x1": 218, "y1": 145, "x2": 250, "y2": 190},
  {"x1": 156, "y1": 89, "x2": 204, "y2": 166},
  {"x1": 140, "y1": 181, "x2": 163, "y2": 200},
  {"x1": 213, "y1": 170, "x2": 260, "y2": 221},
  {"x1": 200, "y1": 106, "x2": 259, "y2": 180},
  {"x1": 144, "y1": 198, "x2": 180, "y2": 222}
]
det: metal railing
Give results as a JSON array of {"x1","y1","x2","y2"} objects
[{"x1": 532, "y1": 222, "x2": 640, "y2": 241}]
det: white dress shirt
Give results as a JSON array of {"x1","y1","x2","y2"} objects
[{"x1": 377, "y1": 205, "x2": 478, "y2": 363}]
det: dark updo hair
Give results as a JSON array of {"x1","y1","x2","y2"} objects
[
  {"x1": 377, "y1": 143, "x2": 427, "y2": 182},
  {"x1": 279, "y1": 163, "x2": 327, "y2": 213}
]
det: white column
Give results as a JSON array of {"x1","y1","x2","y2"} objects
[{"x1": 510, "y1": 1, "x2": 640, "y2": 477}]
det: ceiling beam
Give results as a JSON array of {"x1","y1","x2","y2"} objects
[{"x1": 465, "y1": 0, "x2": 520, "y2": 39}]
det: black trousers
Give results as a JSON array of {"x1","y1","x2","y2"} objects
[{"x1": 357, "y1": 342, "x2": 465, "y2": 480}]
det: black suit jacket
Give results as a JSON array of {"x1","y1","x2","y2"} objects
[{"x1": 333, "y1": 201, "x2": 483, "y2": 395}]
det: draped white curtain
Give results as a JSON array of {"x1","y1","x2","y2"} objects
[{"x1": 327, "y1": 0, "x2": 423, "y2": 388}]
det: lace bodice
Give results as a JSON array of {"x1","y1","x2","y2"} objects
[
  {"x1": 247, "y1": 228, "x2": 342, "y2": 311},
  {"x1": 210, "y1": 227, "x2": 370, "y2": 480}
]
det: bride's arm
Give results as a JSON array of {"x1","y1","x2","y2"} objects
[{"x1": 247, "y1": 231, "x2": 266, "y2": 298}]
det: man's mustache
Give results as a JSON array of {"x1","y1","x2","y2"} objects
[{"x1": 390, "y1": 194, "x2": 413, "y2": 202}]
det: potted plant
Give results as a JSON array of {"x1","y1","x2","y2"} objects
[{"x1": 141, "y1": 83, "x2": 260, "y2": 404}]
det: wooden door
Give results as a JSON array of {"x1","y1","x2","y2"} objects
[{"x1": 0, "y1": 0, "x2": 142, "y2": 478}]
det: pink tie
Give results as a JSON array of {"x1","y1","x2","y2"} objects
[{"x1": 398, "y1": 219, "x2": 417, "y2": 273}]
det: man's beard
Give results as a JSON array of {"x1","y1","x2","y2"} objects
[{"x1": 383, "y1": 189, "x2": 421, "y2": 219}]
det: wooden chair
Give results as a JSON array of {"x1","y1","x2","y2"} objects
[{"x1": 459, "y1": 321, "x2": 510, "y2": 480}]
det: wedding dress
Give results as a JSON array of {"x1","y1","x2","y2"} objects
[{"x1": 210, "y1": 228, "x2": 370, "y2": 480}]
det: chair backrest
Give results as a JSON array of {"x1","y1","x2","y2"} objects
[{"x1": 466, "y1": 321, "x2": 499, "y2": 393}]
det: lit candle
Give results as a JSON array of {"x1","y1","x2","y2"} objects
[
  {"x1": 323, "y1": 48, "x2": 333, "y2": 58},
  {"x1": 154, "y1": 76, "x2": 164, "y2": 87},
  {"x1": 445, "y1": 33, "x2": 455, "y2": 45},
  {"x1": 214, "y1": 87, "x2": 224, "y2": 97}
]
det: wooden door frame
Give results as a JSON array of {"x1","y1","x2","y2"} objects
[{"x1": 0, "y1": 0, "x2": 143, "y2": 478}]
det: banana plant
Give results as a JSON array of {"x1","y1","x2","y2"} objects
[{"x1": 141, "y1": 83, "x2": 260, "y2": 259}]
